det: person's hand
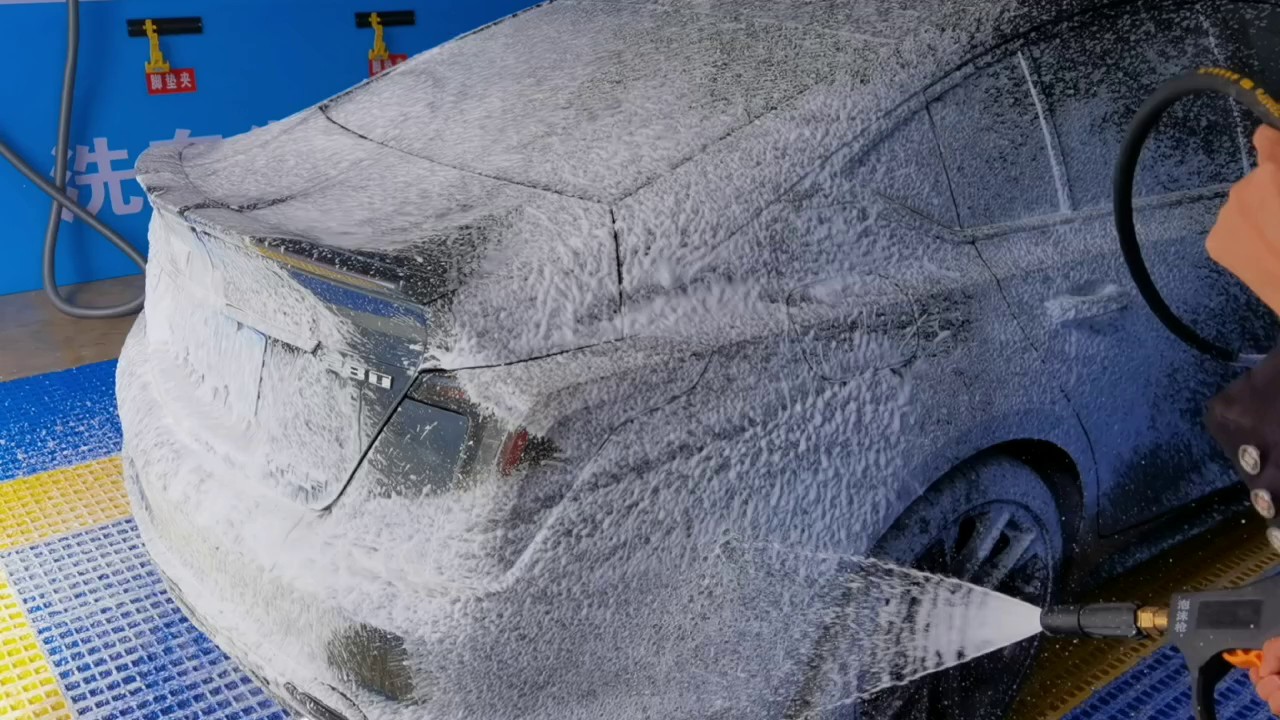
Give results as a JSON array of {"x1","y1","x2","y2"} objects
[
  {"x1": 1250, "y1": 637, "x2": 1280, "y2": 714},
  {"x1": 1206, "y1": 124, "x2": 1280, "y2": 316}
]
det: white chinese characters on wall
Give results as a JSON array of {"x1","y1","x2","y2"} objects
[{"x1": 50, "y1": 129, "x2": 222, "y2": 223}]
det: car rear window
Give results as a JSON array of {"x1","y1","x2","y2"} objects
[{"x1": 322, "y1": 0, "x2": 864, "y2": 201}]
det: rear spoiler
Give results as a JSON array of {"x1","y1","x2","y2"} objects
[
  {"x1": 254, "y1": 239, "x2": 401, "y2": 294},
  {"x1": 250, "y1": 237, "x2": 449, "y2": 306},
  {"x1": 250, "y1": 238, "x2": 438, "y2": 324}
]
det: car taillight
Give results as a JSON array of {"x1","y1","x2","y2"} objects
[
  {"x1": 499, "y1": 428, "x2": 530, "y2": 476},
  {"x1": 405, "y1": 373, "x2": 553, "y2": 483}
]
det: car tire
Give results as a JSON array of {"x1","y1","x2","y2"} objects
[{"x1": 847, "y1": 454, "x2": 1064, "y2": 720}]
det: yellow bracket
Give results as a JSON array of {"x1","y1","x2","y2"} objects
[
  {"x1": 144, "y1": 19, "x2": 170, "y2": 73},
  {"x1": 368, "y1": 12, "x2": 390, "y2": 61}
]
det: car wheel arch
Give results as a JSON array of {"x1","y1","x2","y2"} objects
[
  {"x1": 891, "y1": 404, "x2": 1098, "y2": 558},
  {"x1": 786, "y1": 441, "x2": 1080, "y2": 718},
  {"x1": 984, "y1": 438, "x2": 1086, "y2": 552}
]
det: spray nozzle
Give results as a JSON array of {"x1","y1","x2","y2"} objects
[{"x1": 1040, "y1": 602, "x2": 1166, "y2": 639}]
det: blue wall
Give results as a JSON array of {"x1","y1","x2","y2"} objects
[{"x1": 0, "y1": 0, "x2": 536, "y2": 296}]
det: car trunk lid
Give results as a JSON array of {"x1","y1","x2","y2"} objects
[
  {"x1": 134, "y1": 107, "x2": 620, "y2": 506},
  {"x1": 139, "y1": 206, "x2": 431, "y2": 508}
]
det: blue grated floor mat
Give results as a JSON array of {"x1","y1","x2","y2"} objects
[
  {"x1": 0, "y1": 518, "x2": 287, "y2": 720},
  {"x1": 0, "y1": 361, "x2": 122, "y2": 482},
  {"x1": 1064, "y1": 645, "x2": 1271, "y2": 720}
]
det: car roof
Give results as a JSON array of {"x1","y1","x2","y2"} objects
[
  {"x1": 134, "y1": 0, "x2": 1125, "y2": 366},
  {"x1": 138, "y1": 0, "x2": 1113, "y2": 259},
  {"x1": 320, "y1": 0, "x2": 883, "y2": 203}
]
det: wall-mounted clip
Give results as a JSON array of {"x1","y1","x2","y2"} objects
[
  {"x1": 360, "y1": 11, "x2": 413, "y2": 77},
  {"x1": 130, "y1": 17, "x2": 201, "y2": 96},
  {"x1": 142, "y1": 19, "x2": 169, "y2": 73},
  {"x1": 369, "y1": 12, "x2": 389, "y2": 62}
]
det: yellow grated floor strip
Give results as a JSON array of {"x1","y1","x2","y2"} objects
[
  {"x1": 0, "y1": 457, "x2": 130, "y2": 552},
  {"x1": 0, "y1": 566, "x2": 72, "y2": 720}
]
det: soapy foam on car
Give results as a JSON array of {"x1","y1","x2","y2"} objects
[{"x1": 121, "y1": 212, "x2": 1031, "y2": 719}]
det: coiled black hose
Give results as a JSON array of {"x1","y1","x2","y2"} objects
[{"x1": 1115, "y1": 67, "x2": 1280, "y2": 363}]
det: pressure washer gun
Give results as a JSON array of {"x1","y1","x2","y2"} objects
[
  {"x1": 1041, "y1": 592, "x2": 1276, "y2": 720},
  {"x1": 1036, "y1": 67, "x2": 1280, "y2": 720}
]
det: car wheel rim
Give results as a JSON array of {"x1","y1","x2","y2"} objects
[{"x1": 858, "y1": 500, "x2": 1053, "y2": 720}]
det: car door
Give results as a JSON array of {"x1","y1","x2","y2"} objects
[
  {"x1": 937, "y1": 3, "x2": 1276, "y2": 534},
  {"x1": 775, "y1": 94, "x2": 1091, "y2": 506}
]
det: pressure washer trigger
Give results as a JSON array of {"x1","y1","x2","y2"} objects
[
  {"x1": 1222, "y1": 649, "x2": 1264, "y2": 671},
  {"x1": 1163, "y1": 576, "x2": 1280, "y2": 720}
]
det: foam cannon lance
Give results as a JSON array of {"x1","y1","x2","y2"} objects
[{"x1": 1035, "y1": 67, "x2": 1280, "y2": 720}]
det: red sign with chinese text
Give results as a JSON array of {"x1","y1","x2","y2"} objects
[
  {"x1": 369, "y1": 54, "x2": 408, "y2": 77},
  {"x1": 146, "y1": 68, "x2": 198, "y2": 96}
]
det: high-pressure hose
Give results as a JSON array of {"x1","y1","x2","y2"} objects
[
  {"x1": 1115, "y1": 67, "x2": 1280, "y2": 363},
  {"x1": 0, "y1": 0, "x2": 144, "y2": 318}
]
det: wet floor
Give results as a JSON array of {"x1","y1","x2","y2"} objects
[{"x1": 0, "y1": 276, "x2": 141, "y2": 382}]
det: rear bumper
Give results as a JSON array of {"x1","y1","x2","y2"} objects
[
  {"x1": 119, "y1": 315, "x2": 405, "y2": 720},
  {"x1": 119, "y1": 312, "x2": 822, "y2": 720}
]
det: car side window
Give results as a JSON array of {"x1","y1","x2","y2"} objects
[
  {"x1": 1211, "y1": 3, "x2": 1280, "y2": 168},
  {"x1": 926, "y1": 53, "x2": 1061, "y2": 229},
  {"x1": 796, "y1": 101, "x2": 960, "y2": 230},
  {"x1": 845, "y1": 107, "x2": 961, "y2": 229},
  {"x1": 1030, "y1": 5, "x2": 1243, "y2": 209}
]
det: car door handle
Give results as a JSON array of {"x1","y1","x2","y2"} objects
[{"x1": 1044, "y1": 283, "x2": 1130, "y2": 325}]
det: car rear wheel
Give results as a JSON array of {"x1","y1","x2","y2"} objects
[{"x1": 854, "y1": 454, "x2": 1064, "y2": 720}]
